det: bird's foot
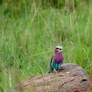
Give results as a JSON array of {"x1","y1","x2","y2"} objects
[{"x1": 54, "y1": 69, "x2": 57, "y2": 73}]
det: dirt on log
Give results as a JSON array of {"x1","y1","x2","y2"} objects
[{"x1": 12, "y1": 63, "x2": 91, "y2": 92}]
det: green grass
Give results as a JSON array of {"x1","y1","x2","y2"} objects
[{"x1": 0, "y1": 1, "x2": 92, "y2": 92}]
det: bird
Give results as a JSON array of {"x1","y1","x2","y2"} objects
[{"x1": 49, "y1": 46, "x2": 64, "y2": 73}]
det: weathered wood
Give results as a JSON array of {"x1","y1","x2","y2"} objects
[{"x1": 12, "y1": 63, "x2": 91, "y2": 92}]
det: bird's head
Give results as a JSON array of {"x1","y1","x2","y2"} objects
[{"x1": 55, "y1": 46, "x2": 63, "y2": 53}]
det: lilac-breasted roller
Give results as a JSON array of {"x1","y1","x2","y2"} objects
[{"x1": 49, "y1": 46, "x2": 64, "y2": 72}]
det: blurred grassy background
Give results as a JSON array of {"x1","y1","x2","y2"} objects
[{"x1": 0, "y1": 0, "x2": 92, "y2": 92}]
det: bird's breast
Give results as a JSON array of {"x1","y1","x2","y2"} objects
[{"x1": 53, "y1": 53, "x2": 64, "y2": 64}]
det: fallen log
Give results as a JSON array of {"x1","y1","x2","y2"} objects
[{"x1": 12, "y1": 63, "x2": 91, "y2": 92}]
